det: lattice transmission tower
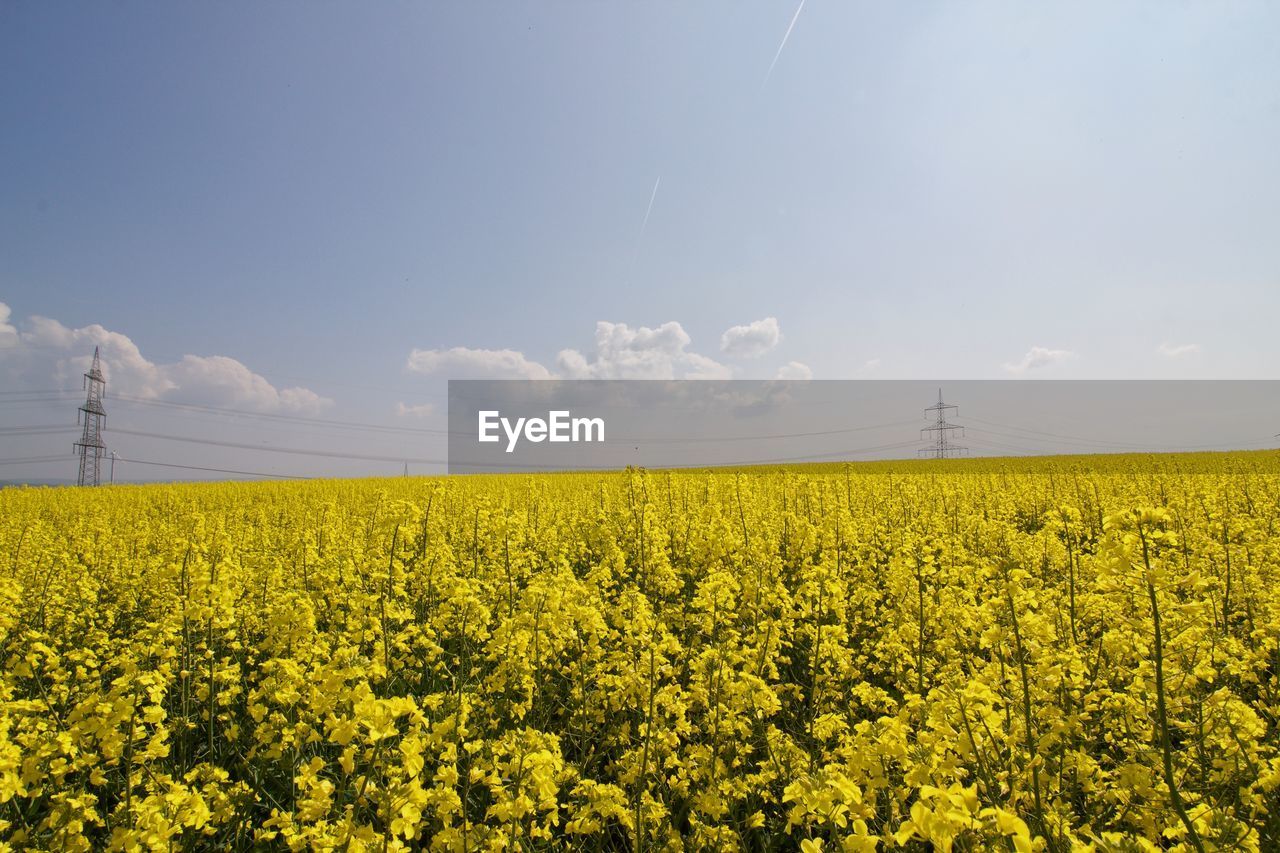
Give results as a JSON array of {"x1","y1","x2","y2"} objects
[
  {"x1": 919, "y1": 387, "x2": 967, "y2": 459},
  {"x1": 74, "y1": 346, "x2": 108, "y2": 486}
]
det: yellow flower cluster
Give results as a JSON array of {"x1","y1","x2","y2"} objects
[{"x1": 1, "y1": 452, "x2": 1278, "y2": 850}]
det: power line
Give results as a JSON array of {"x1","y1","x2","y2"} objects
[
  {"x1": 92, "y1": 394, "x2": 1280, "y2": 453},
  {"x1": 111, "y1": 395, "x2": 922, "y2": 445},
  {"x1": 111, "y1": 456, "x2": 312, "y2": 480},
  {"x1": 962, "y1": 437, "x2": 1048, "y2": 456},
  {"x1": 101, "y1": 402, "x2": 924, "y2": 445},
  {"x1": 0, "y1": 455, "x2": 74, "y2": 467},
  {"x1": 955, "y1": 416, "x2": 1165, "y2": 449},
  {"x1": 0, "y1": 425, "x2": 79, "y2": 435},
  {"x1": 959, "y1": 423, "x2": 1146, "y2": 450},
  {"x1": 109, "y1": 427, "x2": 449, "y2": 465},
  {"x1": 725, "y1": 439, "x2": 926, "y2": 466},
  {"x1": 25, "y1": 361, "x2": 1271, "y2": 478},
  {"x1": 451, "y1": 439, "x2": 929, "y2": 472},
  {"x1": 0, "y1": 452, "x2": 311, "y2": 480},
  {"x1": 963, "y1": 431, "x2": 1277, "y2": 457},
  {"x1": 106, "y1": 425, "x2": 932, "y2": 471},
  {"x1": 956, "y1": 418, "x2": 1278, "y2": 453},
  {"x1": 0, "y1": 390, "x2": 443, "y2": 437},
  {"x1": 97, "y1": 402, "x2": 1278, "y2": 468},
  {"x1": 1, "y1": 386, "x2": 1000, "y2": 453},
  {"x1": 0, "y1": 394, "x2": 80, "y2": 404},
  {"x1": 0, "y1": 440, "x2": 914, "y2": 476},
  {"x1": 613, "y1": 418, "x2": 920, "y2": 444},
  {"x1": 110, "y1": 394, "x2": 451, "y2": 436},
  {"x1": 22, "y1": 379, "x2": 1150, "y2": 454}
]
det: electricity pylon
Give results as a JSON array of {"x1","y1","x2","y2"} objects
[
  {"x1": 74, "y1": 346, "x2": 108, "y2": 486},
  {"x1": 919, "y1": 387, "x2": 967, "y2": 459}
]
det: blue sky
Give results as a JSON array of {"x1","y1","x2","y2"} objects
[{"x1": 2, "y1": 2, "x2": 1279, "y2": 479}]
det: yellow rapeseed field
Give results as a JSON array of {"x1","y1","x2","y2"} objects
[{"x1": 2, "y1": 453, "x2": 1279, "y2": 851}]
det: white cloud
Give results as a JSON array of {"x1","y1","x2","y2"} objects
[
  {"x1": 1157, "y1": 342, "x2": 1201, "y2": 358},
  {"x1": 406, "y1": 346, "x2": 553, "y2": 380},
  {"x1": 395, "y1": 401, "x2": 435, "y2": 418},
  {"x1": 279, "y1": 387, "x2": 330, "y2": 412},
  {"x1": 557, "y1": 320, "x2": 731, "y2": 379},
  {"x1": 0, "y1": 302, "x2": 17, "y2": 347},
  {"x1": 406, "y1": 319, "x2": 738, "y2": 382},
  {"x1": 681, "y1": 352, "x2": 735, "y2": 380},
  {"x1": 0, "y1": 306, "x2": 331, "y2": 413},
  {"x1": 775, "y1": 360, "x2": 813, "y2": 380},
  {"x1": 720, "y1": 317, "x2": 781, "y2": 358},
  {"x1": 1003, "y1": 346, "x2": 1077, "y2": 374},
  {"x1": 859, "y1": 357, "x2": 881, "y2": 374},
  {"x1": 166, "y1": 355, "x2": 330, "y2": 412}
]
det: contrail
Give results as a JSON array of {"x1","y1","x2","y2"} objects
[
  {"x1": 624, "y1": 175, "x2": 662, "y2": 282},
  {"x1": 638, "y1": 175, "x2": 661, "y2": 240},
  {"x1": 763, "y1": 0, "x2": 806, "y2": 86}
]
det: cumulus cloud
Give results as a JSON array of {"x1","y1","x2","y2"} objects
[
  {"x1": 279, "y1": 387, "x2": 331, "y2": 412},
  {"x1": 165, "y1": 355, "x2": 333, "y2": 411},
  {"x1": 774, "y1": 361, "x2": 813, "y2": 380},
  {"x1": 558, "y1": 321, "x2": 731, "y2": 379},
  {"x1": 0, "y1": 302, "x2": 17, "y2": 346},
  {"x1": 859, "y1": 358, "x2": 881, "y2": 374},
  {"x1": 406, "y1": 320, "x2": 740, "y2": 382},
  {"x1": 395, "y1": 401, "x2": 435, "y2": 418},
  {"x1": 1003, "y1": 346, "x2": 1076, "y2": 374},
  {"x1": 1157, "y1": 342, "x2": 1201, "y2": 358},
  {"x1": 678, "y1": 352, "x2": 735, "y2": 380},
  {"x1": 0, "y1": 303, "x2": 331, "y2": 413},
  {"x1": 720, "y1": 317, "x2": 781, "y2": 358},
  {"x1": 405, "y1": 346, "x2": 553, "y2": 380}
]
